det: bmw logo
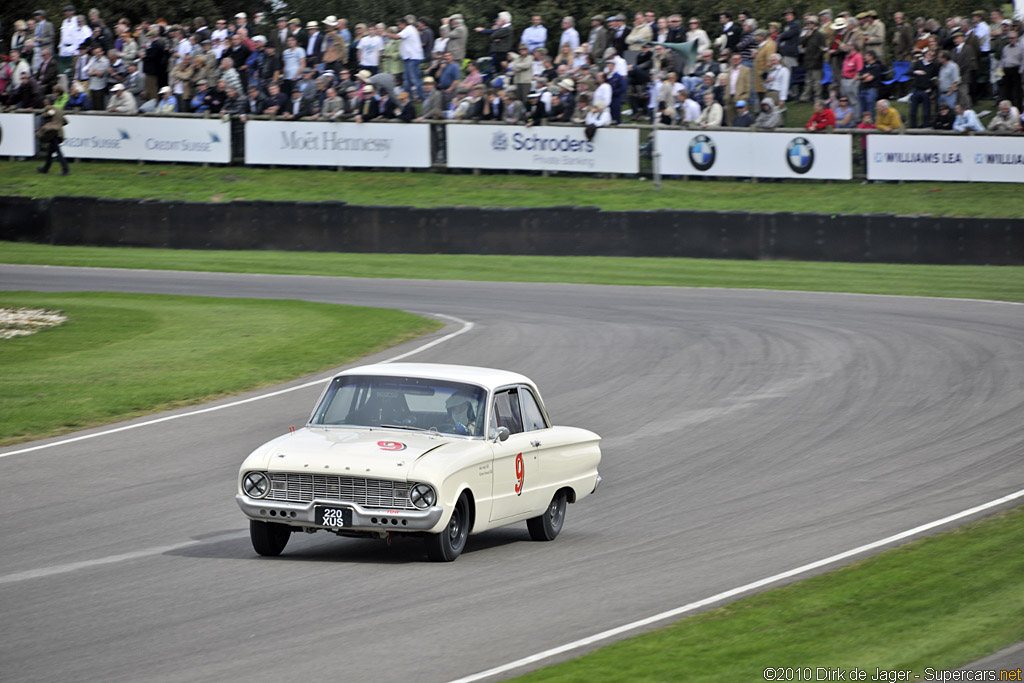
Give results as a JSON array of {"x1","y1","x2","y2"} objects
[
  {"x1": 785, "y1": 137, "x2": 815, "y2": 174},
  {"x1": 491, "y1": 131, "x2": 509, "y2": 151},
  {"x1": 688, "y1": 134, "x2": 716, "y2": 172}
]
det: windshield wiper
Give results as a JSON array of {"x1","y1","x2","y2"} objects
[{"x1": 380, "y1": 424, "x2": 428, "y2": 431}]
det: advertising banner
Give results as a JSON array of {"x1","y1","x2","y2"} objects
[
  {"x1": 446, "y1": 124, "x2": 639, "y2": 174},
  {"x1": 868, "y1": 135, "x2": 1024, "y2": 183},
  {"x1": 245, "y1": 121, "x2": 430, "y2": 168},
  {"x1": 61, "y1": 115, "x2": 230, "y2": 163},
  {"x1": 655, "y1": 130, "x2": 852, "y2": 180},
  {"x1": 0, "y1": 113, "x2": 38, "y2": 156}
]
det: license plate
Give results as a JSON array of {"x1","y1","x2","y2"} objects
[{"x1": 315, "y1": 506, "x2": 352, "y2": 528}]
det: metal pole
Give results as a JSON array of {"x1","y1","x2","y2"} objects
[{"x1": 652, "y1": 85, "x2": 662, "y2": 190}]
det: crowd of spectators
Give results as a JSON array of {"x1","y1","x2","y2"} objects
[{"x1": 2, "y1": 5, "x2": 1022, "y2": 134}]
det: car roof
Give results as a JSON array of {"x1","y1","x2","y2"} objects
[{"x1": 336, "y1": 363, "x2": 536, "y2": 392}]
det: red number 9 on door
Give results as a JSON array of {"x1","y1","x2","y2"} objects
[{"x1": 514, "y1": 453, "x2": 524, "y2": 496}]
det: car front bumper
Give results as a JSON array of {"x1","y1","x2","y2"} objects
[{"x1": 236, "y1": 494, "x2": 445, "y2": 532}]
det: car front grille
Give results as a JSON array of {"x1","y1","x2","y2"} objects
[{"x1": 266, "y1": 472, "x2": 415, "y2": 510}]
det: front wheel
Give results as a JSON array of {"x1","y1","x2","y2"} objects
[
  {"x1": 528, "y1": 490, "x2": 567, "y2": 541},
  {"x1": 250, "y1": 520, "x2": 291, "y2": 556},
  {"x1": 425, "y1": 493, "x2": 470, "y2": 562}
]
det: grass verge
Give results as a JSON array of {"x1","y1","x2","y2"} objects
[
  {"x1": 515, "y1": 505, "x2": 1024, "y2": 681},
  {"x1": 3, "y1": 242, "x2": 1023, "y2": 303},
  {"x1": 2, "y1": 159, "x2": 1022, "y2": 217},
  {"x1": 0, "y1": 291, "x2": 440, "y2": 446}
]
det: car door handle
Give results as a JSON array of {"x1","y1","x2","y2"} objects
[{"x1": 531, "y1": 440, "x2": 542, "y2": 448}]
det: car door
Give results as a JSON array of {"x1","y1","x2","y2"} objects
[{"x1": 488, "y1": 387, "x2": 543, "y2": 521}]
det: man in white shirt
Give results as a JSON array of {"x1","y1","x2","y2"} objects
[
  {"x1": 358, "y1": 24, "x2": 384, "y2": 74},
  {"x1": 388, "y1": 15, "x2": 424, "y2": 100},
  {"x1": 281, "y1": 35, "x2": 307, "y2": 94},
  {"x1": 764, "y1": 53, "x2": 791, "y2": 107},
  {"x1": 559, "y1": 17, "x2": 580, "y2": 51},
  {"x1": 58, "y1": 5, "x2": 87, "y2": 74},
  {"x1": 521, "y1": 15, "x2": 547, "y2": 52}
]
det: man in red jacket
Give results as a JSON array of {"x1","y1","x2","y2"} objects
[{"x1": 805, "y1": 98, "x2": 835, "y2": 129}]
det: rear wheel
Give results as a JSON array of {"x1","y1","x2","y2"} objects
[
  {"x1": 425, "y1": 493, "x2": 470, "y2": 562},
  {"x1": 528, "y1": 490, "x2": 567, "y2": 541},
  {"x1": 250, "y1": 520, "x2": 291, "y2": 556}
]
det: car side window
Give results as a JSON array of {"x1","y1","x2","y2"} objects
[
  {"x1": 493, "y1": 389, "x2": 524, "y2": 434},
  {"x1": 520, "y1": 388, "x2": 548, "y2": 431}
]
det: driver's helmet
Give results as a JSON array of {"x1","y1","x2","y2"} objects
[{"x1": 445, "y1": 392, "x2": 476, "y2": 435}]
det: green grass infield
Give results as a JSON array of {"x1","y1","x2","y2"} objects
[
  {"x1": 2, "y1": 159, "x2": 1022, "y2": 218},
  {"x1": 3, "y1": 243, "x2": 1023, "y2": 303},
  {"x1": 514, "y1": 505, "x2": 1024, "y2": 681},
  {"x1": 0, "y1": 292, "x2": 440, "y2": 446}
]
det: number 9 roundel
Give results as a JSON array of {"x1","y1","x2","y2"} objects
[{"x1": 514, "y1": 453, "x2": 524, "y2": 496}]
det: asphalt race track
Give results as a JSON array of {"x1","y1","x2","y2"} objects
[{"x1": 1, "y1": 264, "x2": 1022, "y2": 682}]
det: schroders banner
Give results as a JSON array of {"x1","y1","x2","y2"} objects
[
  {"x1": 868, "y1": 135, "x2": 1024, "y2": 183},
  {"x1": 0, "y1": 113, "x2": 38, "y2": 156},
  {"x1": 655, "y1": 130, "x2": 852, "y2": 180},
  {"x1": 446, "y1": 125, "x2": 639, "y2": 174},
  {"x1": 61, "y1": 115, "x2": 230, "y2": 163},
  {"x1": 245, "y1": 121, "x2": 430, "y2": 167}
]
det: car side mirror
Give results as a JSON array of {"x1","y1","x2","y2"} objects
[{"x1": 494, "y1": 426, "x2": 510, "y2": 443}]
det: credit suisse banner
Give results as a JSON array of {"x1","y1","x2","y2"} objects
[
  {"x1": 62, "y1": 115, "x2": 231, "y2": 163},
  {"x1": 0, "y1": 113, "x2": 38, "y2": 156},
  {"x1": 245, "y1": 121, "x2": 430, "y2": 167},
  {"x1": 868, "y1": 135, "x2": 1024, "y2": 183},
  {"x1": 446, "y1": 124, "x2": 639, "y2": 174},
  {"x1": 656, "y1": 130, "x2": 852, "y2": 180}
]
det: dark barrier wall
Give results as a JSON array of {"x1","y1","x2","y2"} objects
[{"x1": 1, "y1": 196, "x2": 1021, "y2": 265}]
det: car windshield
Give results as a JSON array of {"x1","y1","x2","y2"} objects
[{"x1": 310, "y1": 375, "x2": 488, "y2": 438}]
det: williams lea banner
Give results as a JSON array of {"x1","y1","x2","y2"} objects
[
  {"x1": 0, "y1": 113, "x2": 37, "y2": 156},
  {"x1": 245, "y1": 121, "x2": 430, "y2": 167},
  {"x1": 868, "y1": 135, "x2": 1024, "y2": 183},
  {"x1": 446, "y1": 124, "x2": 639, "y2": 174},
  {"x1": 656, "y1": 130, "x2": 852, "y2": 179},
  {"x1": 61, "y1": 115, "x2": 230, "y2": 163}
]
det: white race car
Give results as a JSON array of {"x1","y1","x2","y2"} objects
[{"x1": 236, "y1": 363, "x2": 602, "y2": 561}]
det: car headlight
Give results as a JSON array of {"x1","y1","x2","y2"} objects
[
  {"x1": 409, "y1": 483, "x2": 436, "y2": 509},
  {"x1": 243, "y1": 471, "x2": 271, "y2": 499}
]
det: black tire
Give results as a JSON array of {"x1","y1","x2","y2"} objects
[
  {"x1": 425, "y1": 493, "x2": 470, "y2": 562},
  {"x1": 250, "y1": 519, "x2": 291, "y2": 556},
  {"x1": 527, "y1": 490, "x2": 567, "y2": 541}
]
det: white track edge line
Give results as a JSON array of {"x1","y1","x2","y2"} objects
[
  {"x1": 0, "y1": 314, "x2": 474, "y2": 460},
  {"x1": 447, "y1": 486, "x2": 1024, "y2": 683}
]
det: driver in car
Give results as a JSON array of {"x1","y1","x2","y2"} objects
[{"x1": 445, "y1": 392, "x2": 478, "y2": 436}]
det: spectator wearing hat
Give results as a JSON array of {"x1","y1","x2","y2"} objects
[
  {"x1": 36, "y1": 102, "x2": 69, "y2": 175},
  {"x1": 282, "y1": 86, "x2": 312, "y2": 119},
  {"x1": 752, "y1": 29, "x2": 777, "y2": 103},
  {"x1": 587, "y1": 15, "x2": 609, "y2": 62},
  {"x1": 58, "y1": 5, "x2": 88, "y2": 73},
  {"x1": 511, "y1": 43, "x2": 533, "y2": 102},
  {"x1": 190, "y1": 79, "x2": 211, "y2": 112},
  {"x1": 304, "y1": 21, "x2": 324, "y2": 66},
  {"x1": 356, "y1": 68, "x2": 396, "y2": 99},
  {"x1": 951, "y1": 29, "x2": 977, "y2": 107},
  {"x1": 156, "y1": 84, "x2": 178, "y2": 113},
  {"x1": 417, "y1": 76, "x2": 444, "y2": 119},
  {"x1": 732, "y1": 99, "x2": 754, "y2": 127},
  {"x1": 33, "y1": 10, "x2": 56, "y2": 57},
  {"x1": 776, "y1": 9, "x2": 801, "y2": 69},
  {"x1": 862, "y1": 10, "x2": 886, "y2": 63},
  {"x1": 799, "y1": 15, "x2": 826, "y2": 102},
  {"x1": 354, "y1": 84, "x2": 380, "y2": 121},
  {"x1": 754, "y1": 97, "x2": 781, "y2": 128}
]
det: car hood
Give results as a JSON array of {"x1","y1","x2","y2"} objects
[{"x1": 264, "y1": 427, "x2": 460, "y2": 482}]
